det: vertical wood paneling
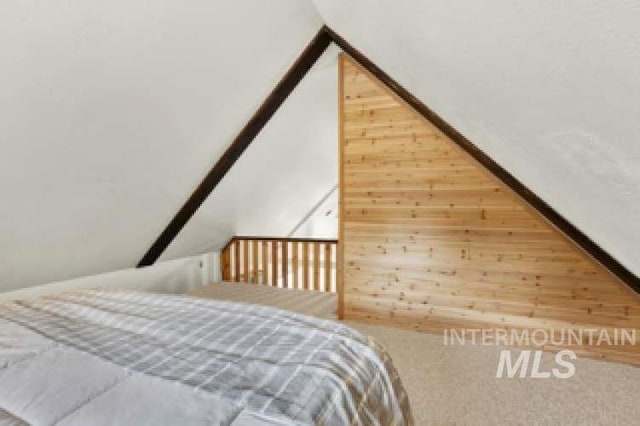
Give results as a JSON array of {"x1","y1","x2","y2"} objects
[{"x1": 339, "y1": 54, "x2": 640, "y2": 364}]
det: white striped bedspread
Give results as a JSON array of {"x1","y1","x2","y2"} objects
[{"x1": 0, "y1": 290, "x2": 412, "y2": 426}]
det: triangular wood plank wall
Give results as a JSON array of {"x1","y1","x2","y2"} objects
[{"x1": 338, "y1": 54, "x2": 640, "y2": 364}]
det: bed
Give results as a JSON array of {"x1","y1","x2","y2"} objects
[{"x1": 0, "y1": 289, "x2": 412, "y2": 425}]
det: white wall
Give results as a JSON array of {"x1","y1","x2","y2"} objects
[
  {"x1": 313, "y1": 0, "x2": 640, "y2": 276},
  {"x1": 0, "y1": 0, "x2": 323, "y2": 291},
  {"x1": 160, "y1": 45, "x2": 341, "y2": 261},
  {"x1": 0, "y1": 252, "x2": 219, "y2": 302},
  {"x1": 290, "y1": 186, "x2": 338, "y2": 239}
]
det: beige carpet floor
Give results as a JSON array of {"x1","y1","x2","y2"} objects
[{"x1": 190, "y1": 282, "x2": 640, "y2": 425}]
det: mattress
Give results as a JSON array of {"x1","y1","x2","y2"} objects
[
  {"x1": 189, "y1": 282, "x2": 338, "y2": 319},
  {"x1": 0, "y1": 290, "x2": 412, "y2": 425}
]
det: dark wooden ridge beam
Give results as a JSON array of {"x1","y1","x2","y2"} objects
[
  {"x1": 324, "y1": 25, "x2": 640, "y2": 293},
  {"x1": 137, "y1": 27, "x2": 332, "y2": 267}
]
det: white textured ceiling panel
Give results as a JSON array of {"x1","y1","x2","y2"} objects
[
  {"x1": 313, "y1": 0, "x2": 640, "y2": 276},
  {"x1": 0, "y1": 0, "x2": 322, "y2": 290},
  {"x1": 160, "y1": 45, "x2": 340, "y2": 260}
]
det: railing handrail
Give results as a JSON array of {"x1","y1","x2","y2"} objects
[{"x1": 223, "y1": 236, "x2": 337, "y2": 252}]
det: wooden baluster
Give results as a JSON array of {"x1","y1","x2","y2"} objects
[
  {"x1": 252, "y1": 240, "x2": 259, "y2": 284},
  {"x1": 324, "y1": 243, "x2": 332, "y2": 292},
  {"x1": 271, "y1": 241, "x2": 278, "y2": 287},
  {"x1": 221, "y1": 238, "x2": 338, "y2": 289},
  {"x1": 292, "y1": 242, "x2": 299, "y2": 289},
  {"x1": 313, "y1": 243, "x2": 320, "y2": 291},
  {"x1": 233, "y1": 240, "x2": 240, "y2": 282},
  {"x1": 243, "y1": 239, "x2": 249, "y2": 282},
  {"x1": 230, "y1": 244, "x2": 234, "y2": 281},
  {"x1": 333, "y1": 243, "x2": 338, "y2": 292},
  {"x1": 262, "y1": 240, "x2": 268, "y2": 284},
  {"x1": 282, "y1": 241, "x2": 289, "y2": 289},
  {"x1": 302, "y1": 242, "x2": 310, "y2": 290},
  {"x1": 221, "y1": 248, "x2": 229, "y2": 281}
]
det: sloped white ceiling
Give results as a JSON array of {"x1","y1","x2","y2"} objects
[
  {"x1": 313, "y1": 0, "x2": 640, "y2": 276},
  {"x1": 3, "y1": 0, "x2": 639, "y2": 292},
  {"x1": 160, "y1": 45, "x2": 340, "y2": 261},
  {"x1": 0, "y1": 0, "x2": 323, "y2": 290}
]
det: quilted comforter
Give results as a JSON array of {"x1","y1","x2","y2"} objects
[{"x1": 0, "y1": 290, "x2": 412, "y2": 425}]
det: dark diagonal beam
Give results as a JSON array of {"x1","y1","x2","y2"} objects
[{"x1": 137, "y1": 27, "x2": 332, "y2": 267}]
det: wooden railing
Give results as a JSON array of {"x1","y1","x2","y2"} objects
[{"x1": 221, "y1": 237, "x2": 338, "y2": 292}]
